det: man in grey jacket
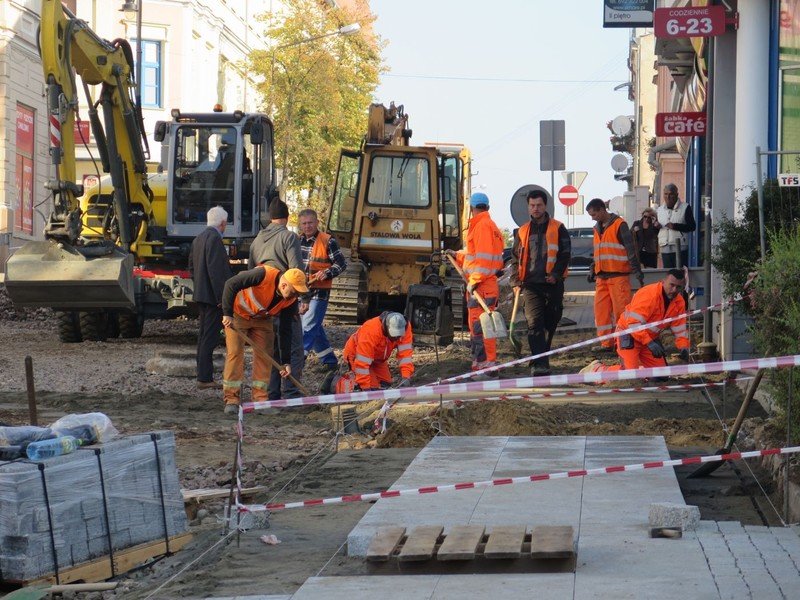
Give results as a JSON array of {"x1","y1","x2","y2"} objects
[{"x1": 248, "y1": 198, "x2": 306, "y2": 399}]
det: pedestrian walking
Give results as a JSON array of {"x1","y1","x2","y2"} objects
[
  {"x1": 509, "y1": 189, "x2": 571, "y2": 376},
  {"x1": 657, "y1": 184, "x2": 696, "y2": 268},
  {"x1": 586, "y1": 198, "x2": 643, "y2": 354},
  {"x1": 445, "y1": 192, "x2": 505, "y2": 375},
  {"x1": 298, "y1": 208, "x2": 347, "y2": 371},
  {"x1": 248, "y1": 198, "x2": 306, "y2": 399},
  {"x1": 188, "y1": 206, "x2": 233, "y2": 389},
  {"x1": 220, "y1": 265, "x2": 308, "y2": 413}
]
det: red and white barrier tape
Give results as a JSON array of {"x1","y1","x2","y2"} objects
[
  {"x1": 240, "y1": 445, "x2": 800, "y2": 512},
  {"x1": 390, "y1": 379, "x2": 747, "y2": 408},
  {"x1": 442, "y1": 298, "x2": 738, "y2": 383},
  {"x1": 242, "y1": 354, "x2": 800, "y2": 413}
]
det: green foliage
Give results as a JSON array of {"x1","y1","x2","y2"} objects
[
  {"x1": 748, "y1": 228, "x2": 800, "y2": 437},
  {"x1": 711, "y1": 182, "x2": 800, "y2": 306},
  {"x1": 249, "y1": 0, "x2": 385, "y2": 215}
]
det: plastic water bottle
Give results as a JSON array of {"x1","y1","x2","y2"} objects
[{"x1": 26, "y1": 436, "x2": 82, "y2": 460}]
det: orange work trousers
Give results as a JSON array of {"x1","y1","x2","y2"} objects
[
  {"x1": 594, "y1": 276, "x2": 632, "y2": 348},
  {"x1": 467, "y1": 278, "x2": 499, "y2": 367},
  {"x1": 599, "y1": 339, "x2": 667, "y2": 372},
  {"x1": 223, "y1": 314, "x2": 275, "y2": 405},
  {"x1": 338, "y1": 360, "x2": 392, "y2": 392}
]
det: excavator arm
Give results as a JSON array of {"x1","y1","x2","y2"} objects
[
  {"x1": 5, "y1": 0, "x2": 152, "y2": 310},
  {"x1": 40, "y1": 0, "x2": 151, "y2": 250}
]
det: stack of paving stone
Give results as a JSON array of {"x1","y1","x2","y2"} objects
[{"x1": 0, "y1": 431, "x2": 188, "y2": 582}]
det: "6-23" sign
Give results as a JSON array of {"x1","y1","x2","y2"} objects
[{"x1": 654, "y1": 6, "x2": 725, "y2": 39}]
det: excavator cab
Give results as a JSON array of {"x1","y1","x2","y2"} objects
[{"x1": 161, "y1": 111, "x2": 274, "y2": 247}]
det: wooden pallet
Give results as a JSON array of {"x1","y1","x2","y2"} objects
[
  {"x1": 182, "y1": 486, "x2": 266, "y2": 520},
  {"x1": 12, "y1": 532, "x2": 193, "y2": 586},
  {"x1": 365, "y1": 525, "x2": 575, "y2": 574}
]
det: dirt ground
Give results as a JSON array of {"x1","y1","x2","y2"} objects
[{"x1": 0, "y1": 285, "x2": 788, "y2": 598}]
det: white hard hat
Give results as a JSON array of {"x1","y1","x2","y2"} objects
[{"x1": 385, "y1": 312, "x2": 407, "y2": 337}]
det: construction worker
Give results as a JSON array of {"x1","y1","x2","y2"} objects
[
  {"x1": 220, "y1": 265, "x2": 309, "y2": 413},
  {"x1": 586, "y1": 198, "x2": 644, "y2": 354},
  {"x1": 298, "y1": 208, "x2": 348, "y2": 371},
  {"x1": 581, "y1": 269, "x2": 690, "y2": 374},
  {"x1": 510, "y1": 189, "x2": 571, "y2": 376},
  {"x1": 445, "y1": 192, "x2": 505, "y2": 373},
  {"x1": 327, "y1": 312, "x2": 414, "y2": 393}
]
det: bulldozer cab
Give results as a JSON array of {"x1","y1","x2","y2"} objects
[
  {"x1": 161, "y1": 112, "x2": 274, "y2": 241},
  {"x1": 432, "y1": 144, "x2": 471, "y2": 251}
]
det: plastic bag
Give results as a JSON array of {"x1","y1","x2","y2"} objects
[
  {"x1": 49, "y1": 413, "x2": 119, "y2": 443},
  {"x1": 0, "y1": 426, "x2": 54, "y2": 447}
]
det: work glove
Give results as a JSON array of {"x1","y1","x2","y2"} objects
[
  {"x1": 619, "y1": 334, "x2": 634, "y2": 350},
  {"x1": 647, "y1": 340, "x2": 665, "y2": 358},
  {"x1": 466, "y1": 281, "x2": 477, "y2": 295},
  {"x1": 678, "y1": 348, "x2": 691, "y2": 362},
  {"x1": 397, "y1": 377, "x2": 411, "y2": 388},
  {"x1": 587, "y1": 272, "x2": 596, "y2": 283}
]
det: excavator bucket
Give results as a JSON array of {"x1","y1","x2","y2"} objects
[{"x1": 4, "y1": 241, "x2": 135, "y2": 310}]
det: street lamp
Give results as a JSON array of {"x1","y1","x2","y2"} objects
[
  {"x1": 275, "y1": 22, "x2": 361, "y2": 50},
  {"x1": 119, "y1": 1, "x2": 143, "y2": 111}
]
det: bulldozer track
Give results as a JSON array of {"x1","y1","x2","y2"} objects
[{"x1": 327, "y1": 260, "x2": 368, "y2": 324}]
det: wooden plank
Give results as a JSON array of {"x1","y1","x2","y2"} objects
[
  {"x1": 27, "y1": 533, "x2": 193, "y2": 585},
  {"x1": 436, "y1": 525, "x2": 485, "y2": 561},
  {"x1": 483, "y1": 526, "x2": 526, "y2": 559},
  {"x1": 398, "y1": 525, "x2": 443, "y2": 562},
  {"x1": 182, "y1": 485, "x2": 267, "y2": 502},
  {"x1": 365, "y1": 526, "x2": 406, "y2": 562},
  {"x1": 530, "y1": 526, "x2": 575, "y2": 559}
]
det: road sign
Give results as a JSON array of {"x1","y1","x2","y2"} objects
[
  {"x1": 558, "y1": 185, "x2": 579, "y2": 207},
  {"x1": 561, "y1": 171, "x2": 588, "y2": 189},
  {"x1": 655, "y1": 112, "x2": 707, "y2": 137},
  {"x1": 654, "y1": 6, "x2": 725, "y2": 38},
  {"x1": 540, "y1": 120, "x2": 566, "y2": 171},
  {"x1": 778, "y1": 174, "x2": 800, "y2": 187}
]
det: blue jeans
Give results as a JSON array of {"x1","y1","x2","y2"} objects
[{"x1": 302, "y1": 298, "x2": 336, "y2": 366}]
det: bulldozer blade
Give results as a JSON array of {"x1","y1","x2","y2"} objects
[
  {"x1": 479, "y1": 310, "x2": 507, "y2": 340},
  {"x1": 4, "y1": 240, "x2": 135, "y2": 310}
]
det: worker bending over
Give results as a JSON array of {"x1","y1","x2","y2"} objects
[
  {"x1": 445, "y1": 192, "x2": 505, "y2": 374},
  {"x1": 326, "y1": 312, "x2": 414, "y2": 394},
  {"x1": 581, "y1": 269, "x2": 690, "y2": 374},
  {"x1": 221, "y1": 265, "x2": 309, "y2": 413},
  {"x1": 586, "y1": 198, "x2": 643, "y2": 354}
]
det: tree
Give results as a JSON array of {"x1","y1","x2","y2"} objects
[{"x1": 249, "y1": 0, "x2": 384, "y2": 216}]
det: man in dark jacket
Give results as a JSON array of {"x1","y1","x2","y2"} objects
[
  {"x1": 189, "y1": 206, "x2": 233, "y2": 389},
  {"x1": 248, "y1": 198, "x2": 305, "y2": 398}
]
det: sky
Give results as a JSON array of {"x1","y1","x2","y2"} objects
[{"x1": 370, "y1": 0, "x2": 634, "y2": 231}]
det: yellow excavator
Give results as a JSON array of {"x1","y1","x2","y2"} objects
[
  {"x1": 325, "y1": 102, "x2": 471, "y2": 343},
  {"x1": 4, "y1": 1, "x2": 276, "y2": 342}
]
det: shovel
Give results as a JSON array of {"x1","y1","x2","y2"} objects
[
  {"x1": 446, "y1": 254, "x2": 507, "y2": 339},
  {"x1": 687, "y1": 369, "x2": 764, "y2": 478},
  {"x1": 509, "y1": 287, "x2": 522, "y2": 356},
  {"x1": 229, "y1": 325, "x2": 311, "y2": 397}
]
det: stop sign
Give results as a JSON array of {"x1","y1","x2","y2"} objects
[{"x1": 558, "y1": 185, "x2": 579, "y2": 206}]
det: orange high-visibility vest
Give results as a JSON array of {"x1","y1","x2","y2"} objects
[
  {"x1": 457, "y1": 211, "x2": 504, "y2": 287},
  {"x1": 593, "y1": 216, "x2": 630, "y2": 274},
  {"x1": 617, "y1": 281, "x2": 689, "y2": 349},
  {"x1": 343, "y1": 314, "x2": 414, "y2": 389},
  {"x1": 233, "y1": 265, "x2": 296, "y2": 319},
  {"x1": 307, "y1": 231, "x2": 333, "y2": 290},
  {"x1": 517, "y1": 218, "x2": 568, "y2": 281}
]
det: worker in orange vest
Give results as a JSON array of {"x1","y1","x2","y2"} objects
[
  {"x1": 581, "y1": 269, "x2": 690, "y2": 374},
  {"x1": 330, "y1": 312, "x2": 414, "y2": 393},
  {"x1": 510, "y1": 189, "x2": 571, "y2": 376},
  {"x1": 445, "y1": 192, "x2": 505, "y2": 374},
  {"x1": 586, "y1": 198, "x2": 644, "y2": 354},
  {"x1": 221, "y1": 266, "x2": 309, "y2": 413}
]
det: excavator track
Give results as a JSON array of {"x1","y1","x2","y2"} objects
[
  {"x1": 445, "y1": 274, "x2": 466, "y2": 330},
  {"x1": 326, "y1": 259, "x2": 368, "y2": 324}
]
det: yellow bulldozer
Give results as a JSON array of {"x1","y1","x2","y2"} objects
[{"x1": 324, "y1": 102, "x2": 471, "y2": 344}]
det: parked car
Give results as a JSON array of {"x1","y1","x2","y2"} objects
[{"x1": 501, "y1": 227, "x2": 594, "y2": 270}]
